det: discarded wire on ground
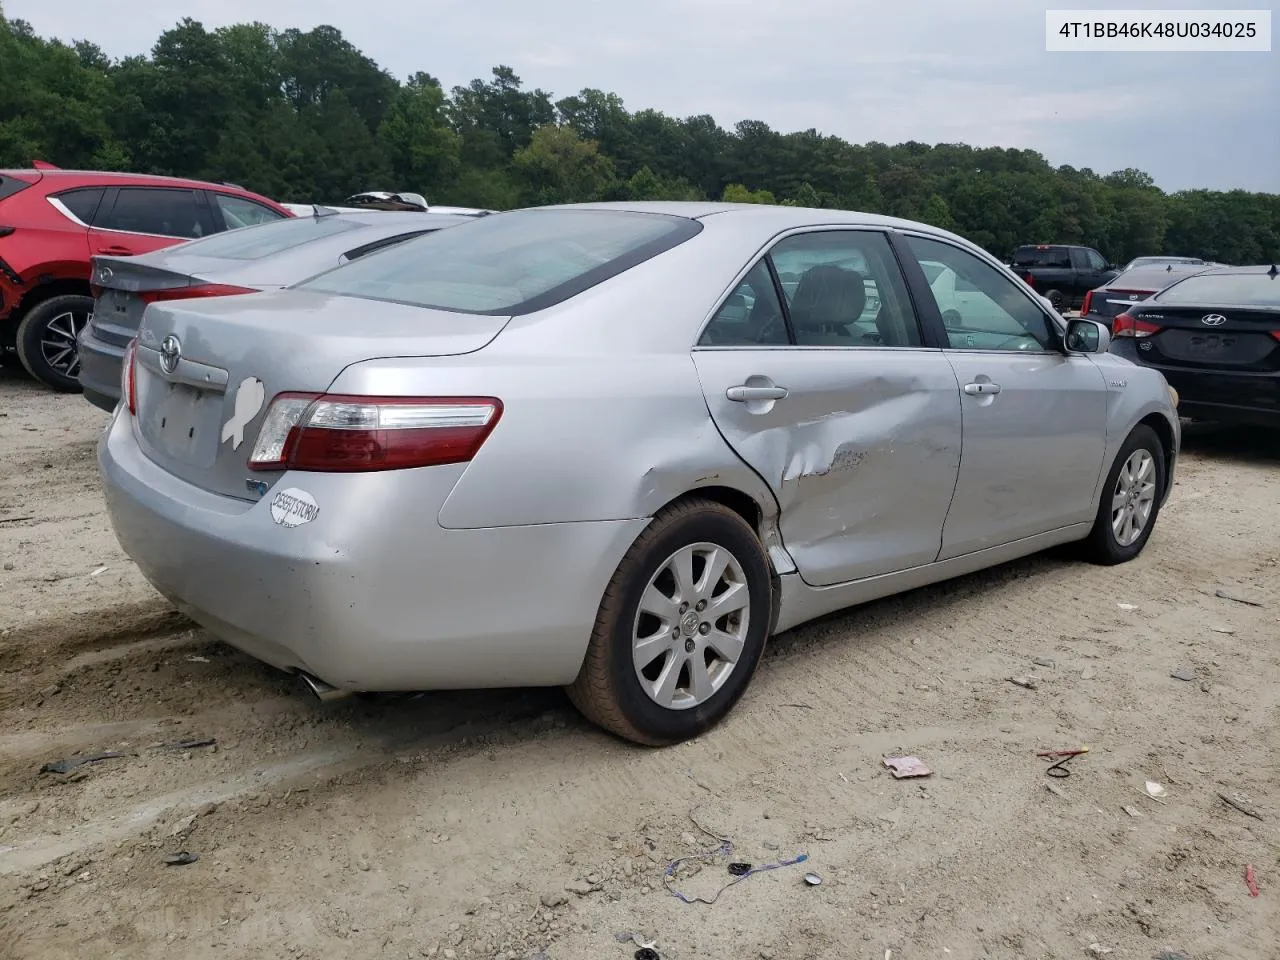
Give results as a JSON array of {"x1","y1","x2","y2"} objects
[{"x1": 662, "y1": 804, "x2": 809, "y2": 905}]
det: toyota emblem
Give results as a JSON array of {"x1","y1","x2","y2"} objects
[
  {"x1": 159, "y1": 335, "x2": 182, "y2": 375},
  {"x1": 1200, "y1": 314, "x2": 1227, "y2": 326}
]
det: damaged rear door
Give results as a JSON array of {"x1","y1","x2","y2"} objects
[{"x1": 691, "y1": 228, "x2": 963, "y2": 587}]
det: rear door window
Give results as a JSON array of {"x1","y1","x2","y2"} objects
[
  {"x1": 298, "y1": 208, "x2": 702, "y2": 315},
  {"x1": 213, "y1": 193, "x2": 288, "y2": 230},
  {"x1": 97, "y1": 188, "x2": 214, "y2": 239},
  {"x1": 51, "y1": 187, "x2": 106, "y2": 225}
]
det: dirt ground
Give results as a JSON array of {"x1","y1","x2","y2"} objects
[{"x1": 1, "y1": 363, "x2": 1277, "y2": 960}]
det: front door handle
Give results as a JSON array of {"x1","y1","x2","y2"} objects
[
  {"x1": 963, "y1": 382, "x2": 1001, "y2": 396},
  {"x1": 726, "y1": 384, "x2": 789, "y2": 402}
]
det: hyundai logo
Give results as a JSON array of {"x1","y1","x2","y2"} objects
[
  {"x1": 1201, "y1": 314, "x2": 1227, "y2": 326},
  {"x1": 159, "y1": 335, "x2": 182, "y2": 375}
]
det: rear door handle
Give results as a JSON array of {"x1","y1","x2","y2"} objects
[
  {"x1": 97, "y1": 245, "x2": 134, "y2": 255},
  {"x1": 963, "y1": 382, "x2": 1001, "y2": 396},
  {"x1": 726, "y1": 384, "x2": 789, "y2": 402}
]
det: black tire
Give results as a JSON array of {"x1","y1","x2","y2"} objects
[
  {"x1": 567, "y1": 498, "x2": 773, "y2": 746},
  {"x1": 15, "y1": 294, "x2": 92, "y2": 393},
  {"x1": 1082, "y1": 424, "x2": 1166, "y2": 565},
  {"x1": 1044, "y1": 289, "x2": 1066, "y2": 311}
]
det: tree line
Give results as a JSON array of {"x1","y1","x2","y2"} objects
[{"x1": 2, "y1": 13, "x2": 1277, "y2": 265}]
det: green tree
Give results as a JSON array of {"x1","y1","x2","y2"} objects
[
  {"x1": 512, "y1": 125, "x2": 617, "y2": 205},
  {"x1": 379, "y1": 72, "x2": 461, "y2": 196},
  {"x1": 722, "y1": 183, "x2": 777, "y2": 204},
  {"x1": 1, "y1": 13, "x2": 1276, "y2": 264}
]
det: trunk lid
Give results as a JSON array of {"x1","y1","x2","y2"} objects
[
  {"x1": 1134, "y1": 303, "x2": 1280, "y2": 370},
  {"x1": 131, "y1": 289, "x2": 511, "y2": 500},
  {"x1": 1091, "y1": 287, "x2": 1154, "y2": 323},
  {"x1": 90, "y1": 254, "x2": 265, "y2": 347}
]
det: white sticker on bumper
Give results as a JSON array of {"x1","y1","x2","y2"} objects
[{"x1": 270, "y1": 487, "x2": 319, "y2": 528}]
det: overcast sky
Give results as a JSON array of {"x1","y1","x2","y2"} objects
[{"x1": 8, "y1": 0, "x2": 1277, "y2": 192}]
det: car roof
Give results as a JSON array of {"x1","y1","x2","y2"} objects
[
  {"x1": 0, "y1": 168, "x2": 257, "y2": 190},
  {"x1": 1193, "y1": 263, "x2": 1278, "y2": 275},
  {"x1": 531, "y1": 200, "x2": 961, "y2": 232},
  {"x1": 528, "y1": 201, "x2": 998, "y2": 261},
  {"x1": 1103, "y1": 263, "x2": 1211, "y2": 289}
]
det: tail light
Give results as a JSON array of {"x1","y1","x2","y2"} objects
[
  {"x1": 1080, "y1": 290, "x2": 1094, "y2": 315},
  {"x1": 247, "y1": 394, "x2": 503, "y2": 473},
  {"x1": 1023, "y1": 273, "x2": 1036, "y2": 286},
  {"x1": 1112, "y1": 313, "x2": 1162, "y2": 338},
  {"x1": 1270, "y1": 331, "x2": 1280, "y2": 342},
  {"x1": 121, "y1": 339, "x2": 138, "y2": 415},
  {"x1": 137, "y1": 283, "x2": 256, "y2": 305}
]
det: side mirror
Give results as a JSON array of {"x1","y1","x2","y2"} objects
[{"x1": 1064, "y1": 317, "x2": 1111, "y2": 354}]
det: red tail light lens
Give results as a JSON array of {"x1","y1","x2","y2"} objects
[
  {"x1": 1023, "y1": 273, "x2": 1036, "y2": 286},
  {"x1": 137, "y1": 283, "x2": 257, "y2": 305},
  {"x1": 1270, "y1": 330, "x2": 1280, "y2": 342},
  {"x1": 121, "y1": 339, "x2": 138, "y2": 415},
  {"x1": 1112, "y1": 313, "x2": 1162, "y2": 338},
  {"x1": 247, "y1": 395, "x2": 503, "y2": 473},
  {"x1": 1080, "y1": 290, "x2": 1093, "y2": 315}
]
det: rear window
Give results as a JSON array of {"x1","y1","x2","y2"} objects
[
  {"x1": 1155, "y1": 272, "x2": 1280, "y2": 306},
  {"x1": 297, "y1": 208, "x2": 703, "y2": 315},
  {"x1": 1011, "y1": 246, "x2": 1071, "y2": 268},
  {"x1": 170, "y1": 215, "x2": 361, "y2": 261},
  {"x1": 0, "y1": 174, "x2": 35, "y2": 203}
]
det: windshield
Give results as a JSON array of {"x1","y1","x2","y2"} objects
[
  {"x1": 169, "y1": 215, "x2": 362, "y2": 260},
  {"x1": 1155, "y1": 272, "x2": 1280, "y2": 306},
  {"x1": 297, "y1": 208, "x2": 702, "y2": 315}
]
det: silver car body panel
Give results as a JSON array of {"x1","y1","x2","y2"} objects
[
  {"x1": 99, "y1": 202, "x2": 1181, "y2": 693},
  {"x1": 78, "y1": 211, "x2": 475, "y2": 411}
]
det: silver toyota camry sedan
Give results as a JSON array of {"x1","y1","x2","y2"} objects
[{"x1": 99, "y1": 202, "x2": 1180, "y2": 745}]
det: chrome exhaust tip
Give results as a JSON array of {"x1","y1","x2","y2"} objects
[{"x1": 297, "y1": 671, "x2": 353, "y2": 703}]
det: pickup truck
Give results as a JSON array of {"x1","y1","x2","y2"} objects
[{"x1": 1008, "y1": 244, "x2": 1119, "y2": 311}]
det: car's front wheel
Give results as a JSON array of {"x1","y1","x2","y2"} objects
[
  {"x1": 568, "y1": 498, "x2": 773, "y2": 746},
  {"x1": 1082, "y1": 424, "x2": 1166, "y2": 565},
  {"x1": 16, "y1": 294, "x2": 93, "y2": 392}
]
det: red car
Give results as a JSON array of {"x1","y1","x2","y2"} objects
[{"x1": 0, "y1": 163, "x2": 292, "y2": 391}]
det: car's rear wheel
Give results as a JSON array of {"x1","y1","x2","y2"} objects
[
  {"x1": 1043, "y1": 289, "x2": 1066, "y2": 311},
  {"x1": 567, "y1": 498, "x2": 773, "y2": 746},
  {"x1": 16, "y1": 294, "x2": 92, "y2": 392},
  {"x1": 1082, "y1": 424, "x2": 1166, "y2": 565}
]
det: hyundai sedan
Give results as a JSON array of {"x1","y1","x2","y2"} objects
[{"x1": 99, "y1": 202, "x2": 1180, "y2": 745}]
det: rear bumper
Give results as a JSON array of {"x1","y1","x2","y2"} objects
[
  {"x1": 78, "y1": 326, "x2": 125, "y2": 413},
  {"x1": 98, "y1": 411, "x2": 648, "y2": 691},
  {"x1": 1113, "y1": 342, "x2": 1280, "y2": 427}
]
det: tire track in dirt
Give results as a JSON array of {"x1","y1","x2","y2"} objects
[{"x1": 3, "y1": 384, "x2": 1278, "y2": 958}]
